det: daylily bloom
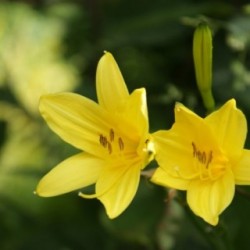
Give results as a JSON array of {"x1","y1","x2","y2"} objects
[
  {"x1": 35, "y1": 52, "x2": 155, "y2": 219},
  {"x1": 151, "y1": 99, "x2": 250, "y2": 225}
]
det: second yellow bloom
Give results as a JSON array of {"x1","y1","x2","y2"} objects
[{"x1": 151, "y1": 99, "x2": 250, "y2": 225}]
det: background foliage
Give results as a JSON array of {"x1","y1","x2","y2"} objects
[{"x1": 1, "y1": 0, "x2": 250, "y2": 249}]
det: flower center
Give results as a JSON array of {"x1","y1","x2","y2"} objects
[
  {"x1": 99, "y1": 128, "x2": 125, "y2": 155},
  {"x1": 191, "y1": 142, "x2": 213, "y2": 169},
  {"x1": 98, "y1": 128, "x2": 155, "y2": 169},
  {"x1": 191, "y1": 141, "x2": 228, "y2": 181}
]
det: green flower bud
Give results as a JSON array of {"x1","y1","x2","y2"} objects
[{"x1": 193, "y1": 22, "x2": 215, "y2": 112}]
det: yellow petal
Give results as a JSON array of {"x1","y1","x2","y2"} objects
[
  {"x1": 153, "y1": 104, "x2": 223, "y2": 182},
  {"x1": 39, "y1": 92, "x2": 115, "y2": 158},
  {"x1": 79, "y1": 161, "x2": 135, "y2": 199},
  {"x1": 187, "y1": 169, "x2": 235, "y2": 225},
  {"x1": 153, "y1": 130, "x2": 199, "y2": 180},
  {"x1": 151, "y1": 167, "x2": 190, "y2": 190},
  {"x1": 97, "y1": 163, "x2": 141, "y2": 218},
  {"x1": 174, "y1": 103, "x2": 220, "y2": 149},
  {"x1": 36, "y1": 153, "x2": 103, "y2": 197},
  {"x1": 96, "y1": 52, "x2": 129, "y2": 112},
  {"x1": 96, "y1": 161, "x2": 132, "y2": 195},
  {"x1": 118, "y1": 88, "x2": 148, "y2": 138},
  {"x1": 205, "y1": 99, "x2": 247, "y2": 163},
  {"x1": 234, "y1": 149, "x2": 250, "y2": 185}
]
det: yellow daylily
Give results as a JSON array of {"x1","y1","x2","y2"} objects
[
  {"x1": 36, "y1": 52, "x2": 155, "y2": 218},
  {"x1": 151, "y1": 99, "x2": 250, "y2": 225}
]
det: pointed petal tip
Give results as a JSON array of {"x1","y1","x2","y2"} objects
[
  {"x1": 174, "y1": 101, "x2": 198, "y2": 119},
  {"x1": 34, "y1": 188, "x2": 51, "y2": 198},
  {"x1": 219, "y1": 98, "x2": 239, "y2": 113},
  {"x1": 131, "y1": 87, "x2": 146, "y2": 99},
  {"x1": 35, "y1": 183, "x2": 50, "y2": 197},
  {"x1": 204, "y1": 216, "x2": 219, "y2": 226},
  {"x1": 100, "y1": 200, "x2": 120, "y2": 219},
  {"x1": 34, "y1": 189, "x2": 45, "y2": 197},
  {"x1": 106, "y1": 211, "x2": 117, "y2": 219},
  {"x1": 174, "y1": 101, "x2": 195, "y2": 114},
  {"x1": 225, "y1": 98, "x2": 236, "y2": 108},
  {"x1": 103, "y1": 50, "x2": 110, "y2": 55},
  {"x1": 99, "y1": 51, "x2": 114, "y2": 63},
  {"x1": 96, "y1": 50, "x2": 129, "y2": 110},
  {"x1": 175, "y1": 102, "x2": 185, "y2": 111},
  {"x1": 136, "y1": 87, "x2": 146, "y2": 94}
]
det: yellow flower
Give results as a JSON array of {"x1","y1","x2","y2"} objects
[
  {"x1": 151, "y1": 99, "x2": 250, "y2": 225},
  {"x1": 36, "y1": 52, "x2": 155, "y2": 218}
]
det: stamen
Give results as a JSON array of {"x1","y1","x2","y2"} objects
[
  {"x1": 107, "y1": 141, "x2": 112, "y2": 154},
  {"x1": 191, "y1": 142, "x2": 213, "y2": 168},
  {"x1": 118, "y1": 137, "x2": 124, "y2": 151},
  {"x1": 145, "y1": 139, "x2": 155, "y2": 156},
  {"x1": 99, "y1": 134, "x2": 108, "y2": 148},
  {"x1": 110, "y1": 129, "x2": 115, "y2": 142},
  {"x1": 197, "y1": 151, "x2": 206, "y2": 164},
  {"x1": 191, "y1": 142, "x2": 196, "y2": 157},
  {"x1": 206, "y1": 151, "x2": 213, "y2": 169},
  {"x1": 99, "y1": 134, "x2": 104, "y2": 146}
]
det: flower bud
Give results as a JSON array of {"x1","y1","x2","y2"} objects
[{"x1": 193, "y1": 22, "x2": 215, "y2": 111}]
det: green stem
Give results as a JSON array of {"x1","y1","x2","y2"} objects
[{"x1": 200, "y1": 89, "x2": 215, "y2": 113}]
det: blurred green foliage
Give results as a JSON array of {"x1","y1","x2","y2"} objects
[{"x1": 1, "y1": 0, "x2": 250, "y2": 249}]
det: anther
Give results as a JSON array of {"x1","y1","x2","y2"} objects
[
  {"x1": 99, "y1": 134, "x2": 108, "y2": 148},
  {"x1": 118, "y1": 137, "x2": 124, "y2": 151},
  {"x1": 206, "y1": 151, "x2": 213, "y2": 168},
  {"x1": 103, "y1": 137, "x2": 108, "y2": 147},
  {"x1": 110, "y1": 129, "x2": 115, "y2": 142},
  {"x1": 145, "y1": 139, "x2": 155, "y2": 156},
  {"x1": 99, "y1": 134, "x2": 104, "y2": 145},
  {"x1": 191, "y1": 142, "x2": 196, "y2": 157},
  {"x1": 191, "y1": 142, "x2": 213, "y2": 168},
  {"x1": 107, "y1": 142, "x2": 112, "y2": 154}
]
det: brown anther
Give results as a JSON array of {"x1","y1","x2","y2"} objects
[
  {"x1": 118, "y1": 137, "x2": 124, "y2": 151},
  {"x1": 107, "y1": 141, "x2": 112, "y2": 154},
  {"x1": 191, "y1": 142, "x2": 213, "y2": 168},
  {"x1": 110, "y1": 129, "x2": 115, "y2": 142},
  {"x1": 99, "y1": 134, "x2": 104, "y2": 145},
  {"x1": 191, "y1": 142, "x2": 196, "y2": 157},
  {"x1": 103, "y1": 137, "x2": 108, "y2": 147},
  {"x1": 206, "y1": 151, "x2": 213, "y2": 169},
  {"x1": 99, "y1": 134, "x2": 108, "y2": 148}
]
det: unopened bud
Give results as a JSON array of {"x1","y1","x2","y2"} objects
[{"x1": 193, "y1": 22, "x2": 215, "y2": 112}]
